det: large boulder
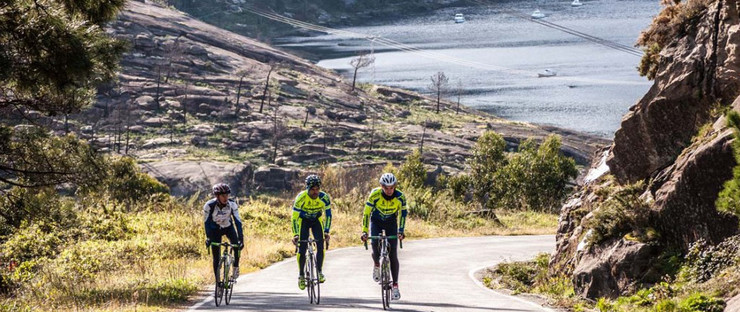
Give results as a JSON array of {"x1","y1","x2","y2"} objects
[
  {"x1": 141, "y1": 161, "x2": 253, "y2": 197},
  {"x1": 252, "y1": 166, "x2": 301, "y2": 191},
  {"x1": 573, "y1": 239, "x2": 659, "y2": 299}
]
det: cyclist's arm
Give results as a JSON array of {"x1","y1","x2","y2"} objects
[
  {"x1": 362, "y1": 200, "x2": 373, "y2": 234},
  {"x1": 398, "y1": 193, "x2": 408, "y2": 234},
  {"x1": 322, "y1": 193, "x2": 332, "y2": 233},
  {"x1": 230, "y1": 202, "x2": 244, "y2": 243},
  {"x1": 291, "y1": 194, "x2": 304, "y2": 237},
  {"x1": 203, "y1": 202, "x2": 212, "y2": 236}
]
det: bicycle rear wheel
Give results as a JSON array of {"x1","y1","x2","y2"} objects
[
  {"x1": 382, "y1": 260, "x2": 392, "y2": 310},
  {"x1": 224, "y1": 258, "x2": 233, "y2": 305},
  {"x1": 315, "y1": 254, "x2": 321, "y2": 305}
]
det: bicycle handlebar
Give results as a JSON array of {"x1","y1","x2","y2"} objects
[{"x1": 363, "y1": 236, "x2": 403, "y2": 249}]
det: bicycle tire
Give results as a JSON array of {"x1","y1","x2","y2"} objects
[
  {"x1": 381, "y1": 258, "x2": 390, "y2": 310},
  {"x1": 224, "y1": 257, "x2": 232, "y2": 305},
  {"x1": 215, "y1": 257, "x2": 224, "y2": 307},
  {"x1": 306, "y1": 254, "x2": 315, "y2": 304},
  {"x1": 315, "y1": 252, "x2": 321, "y2": 305}
]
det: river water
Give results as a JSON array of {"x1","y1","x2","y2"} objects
[{"x1": 277, "y1": 0, "x2": 662, "y2": 137}]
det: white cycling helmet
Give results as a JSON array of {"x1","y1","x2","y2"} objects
[{"x1": 379, "y1": 172, "x2": 397, "y2": 186}]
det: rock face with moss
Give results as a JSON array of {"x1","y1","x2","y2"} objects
[{"x1": 553, "y1": 0, "x2": 740, "y2": 299}]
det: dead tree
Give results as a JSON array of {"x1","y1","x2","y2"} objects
[
  {"x1": 456, "y1": 79, "x2": 463, "y2": 115},
  {"x1": 349, "y1": 52, "x2": 375, "y2": 91},
  {"x1": 260, "y1": 61, "x2": 279, "y2": 114},
  {"x1": 429, "y1": 71, "x2": 449, "y2": 114},
  {"x1": 235, "y1": 69, "x2": 249, "y2": 116}
]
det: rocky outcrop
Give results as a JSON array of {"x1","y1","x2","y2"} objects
[
  {"x1": 141, "y1": 161, "x2": 253, "y2": 197},
  {"x1": 607, "y1": 0, "x2": 740, "y2": 184},
  {"x1": 555, "y1": 1, "x2": 740, "y2": 297}
]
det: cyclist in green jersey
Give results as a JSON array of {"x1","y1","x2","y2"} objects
[
  {"x1": 292, "y1": 174, "x2": 332, "y2": 290},
  {"x1": 360, "y1": 172, "x2": 407, "y2": 300}
]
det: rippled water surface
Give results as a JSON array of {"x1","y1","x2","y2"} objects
[{"x1": 278, "y1": 0, "x2": 662, "y2": 137}]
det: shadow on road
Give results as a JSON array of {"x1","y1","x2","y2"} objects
[{"x1": 195, "y1": 291, "x2": 535, "y2": 311}]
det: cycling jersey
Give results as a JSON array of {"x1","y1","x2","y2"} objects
[
  {"x1": 203, "y1": 198, "x2": 244, "y2": 243},
  {"x1": 362, "y1": 188, "x2": 408, "y2": 234},
  {"x1": 291, "y1": 190, "x2": 332, "y2": 236}
]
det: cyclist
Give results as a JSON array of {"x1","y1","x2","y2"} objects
[
  {"x1": 360, "y1": 172, "x2": 407, "y2": 300},
  {"x1": 292, "y1": 174, "x2": 332, "y2": 290},
  {"x1": 204, "y1": 183, "x2": 244, "y2": 285}
]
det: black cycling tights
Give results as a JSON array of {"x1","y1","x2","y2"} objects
[
  {"x1": 209, "y1": 225, "x2": 241, "y2": 282},
  {"x1": 371, "y1": 217, "x2": 399, "y2": 284},
  {"x1": 298, "y1": 218, "x2": 325, "y2": 276}
]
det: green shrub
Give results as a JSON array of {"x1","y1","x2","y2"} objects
[
  {"x1": 79, "y1": 156, "x2": 169, "y2": 204},
  {"x1": 470, "y1": 131, "x2": 508, "y2": 210},
  {"x1": 678, "y1": 293, "x2": 725, "y2": 312},
  {"x1": 1, "y1": 223, "x2": 63, "y2": 263},
  {"x1": 585, "y1": 181, "x2": 653, "y2": 244},
  {"x1": 716, "y1": 110, "x2": 740, "y2": 220},
  {"x1": 682, "y1": 235, "x2": 740, "y2": 282},
  {"x1": 445, "y1": 174, "x2": 472, "y2": 202},
  {"x1": 653, "y1": 299, "x2": 678, "y2": 312},
  {"x1": 398, "y1": 149, "x2": 425, "y2": 189}
]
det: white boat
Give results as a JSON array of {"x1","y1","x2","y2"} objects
[
  {"x1": 571, "y1": 0, "x2": 583, "y2": 7},
  {"x1": 538, "y1": 69, "x2": 557, "y2": 77},
  {"x1": 531, "y1": 9, "x2": 545, "y2": 19},
  {"x1": 454, "y1": 13, "x2": 465, "y2": 23}
]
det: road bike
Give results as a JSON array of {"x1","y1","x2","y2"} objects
[
  {"x1": 295, "y1": 238, "x2": 325, "y2": 304},
  {"x1": 364, "y1": 230, "x2": 402, "y2": 310},
  {"x1": 209, "y1": 241, "x2": 239, "y2": 306}
]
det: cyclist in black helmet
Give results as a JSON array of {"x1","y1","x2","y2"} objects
[
  {"x1": 291, "y1": 174, "x2": 333, "y2": 290},
  {"x1": 204, "y1": 183, "x2": 244, "y2": 284}
]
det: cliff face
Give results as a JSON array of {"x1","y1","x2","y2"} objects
[
  {"x1": 608, "y1": 0, "x2": 740, "y2": 184},
  {"x1": 554, "y1": 0, "x2": 740, "y2": 299}
]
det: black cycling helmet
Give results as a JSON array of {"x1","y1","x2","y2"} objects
[
  {"x1": 212, "y1": 183, "x2": 231, "y2": 196},
  {"x1": 305, "y1": 174, "x2": 321, "y2": 190}
]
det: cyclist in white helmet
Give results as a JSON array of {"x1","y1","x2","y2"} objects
[{"x1": 360, "y1": 172, "x2": 407, "y2": 300}]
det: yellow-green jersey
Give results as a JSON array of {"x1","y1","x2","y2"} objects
[
  {"x1": 291, "y1": 190, "x2": 332, "y2": 236},
  {"x1": 362, "y1": 188, "x2": 408, "y2": 234}
]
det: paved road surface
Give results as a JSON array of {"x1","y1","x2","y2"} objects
[{"x1": 189, "y1": 235, "x2": 555, "y2": 311}]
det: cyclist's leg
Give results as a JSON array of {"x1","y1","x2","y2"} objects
[
  {"x1": 225, "y1": 225, "x2": 240, "y2": 269},
  {"x1": 385, "y1": 219, "x2": 400, "y2": 284},
  {"x1": 311, "y1": 219, "x2": 325, "y2": 272},
  {"x1": 370, "y1": 219, "x2": 381, "y2": 266},
  {"x1": 209, "y1": 233, "x2": 223, "y2": 282},
  {"x1": 298, "y1": 218, "x2": 310, "y2": 277}
]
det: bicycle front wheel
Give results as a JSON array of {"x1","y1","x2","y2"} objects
[
  {"x1": 306, "y1": 254, "x2": 315, "y2": 304},
  {"x1": 224, "y1": 258, "x2": 233, "y2": 305},
  {"x1": 381, "y1": 260, "x2": 391, "y2": 310},
  {"x1": 215, "y1": 258, "x2": 224, "y2": 307}
]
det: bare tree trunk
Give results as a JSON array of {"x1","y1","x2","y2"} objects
[
  {"x1": 182, "y1": 79, "x2": 190, "y2": 123},
  {"x1": 352, "y1": 67, "x2": 359, "y2": 91},
  {"x1": 260, "y1": 66, "x2": 274, "y2": 114},
  {"x1": 235, "y1": 75, "x2": 244, "y2": 116},
  {"x1": 436, "y1": 89, "x2": 441, "y2": 113},
  {"x1": 155, "y1": 66, "x2": 162, "y2": 110},
  {"x1": 303, "y1": 107, "x2": 309, "y2": 127},
  {"x1": 420, "y1": 121, "x2": 427, "y2": 154}
]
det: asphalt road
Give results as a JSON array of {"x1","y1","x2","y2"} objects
[{"x1": 189, "y1": 235, "x2": 556, "y2": 311}]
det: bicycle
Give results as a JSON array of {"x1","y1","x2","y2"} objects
[
  {"x1": 295, "y1": 238, "x2": 327, "y2": 304},
  {"x1": 209, "y1": 241, "x2": 239, "y2": 306},
  {"x1": 364, "y1": 230, "x2": 402, "y2": 310}
]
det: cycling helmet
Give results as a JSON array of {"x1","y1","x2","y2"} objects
[
  {"x1": 379, "y1": 173, "x2": 397, "y2": 186},
  {"x1": 305, "y1": 174, "x2": 321, "y2": 190},
  {"x1": 212, "y1": 183, "x2": 231, "y2": 195}
]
